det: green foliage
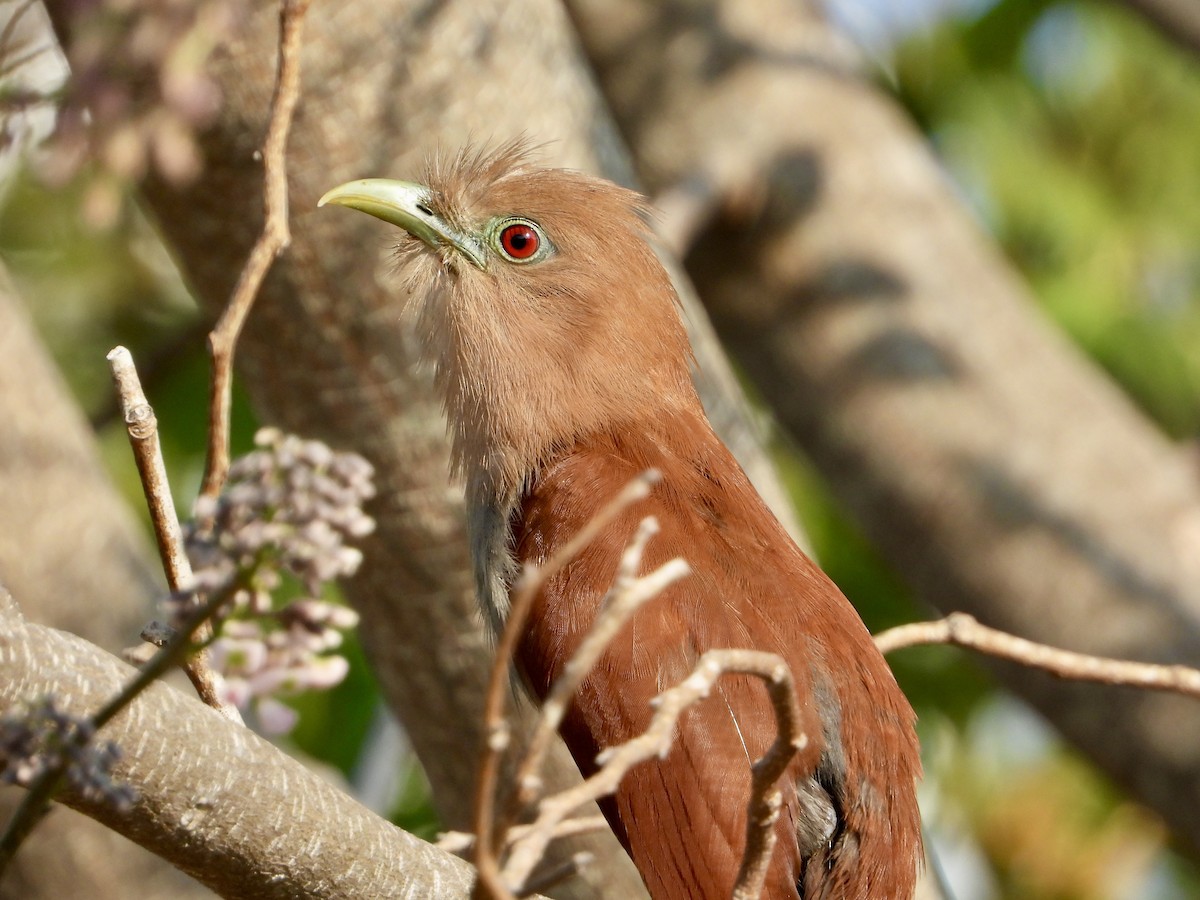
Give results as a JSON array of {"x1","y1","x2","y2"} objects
[{"x1": 893, "y1": 0, "x2": 1200, "y2": 438}]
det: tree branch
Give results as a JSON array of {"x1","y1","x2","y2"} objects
[
  {"x1": 107, "y1": 346, "x2": 238, "y2": 720},
  {"x1": 0, "y1": 587, "x2": 497, "y2": 899},
  {"x1": 200, "y1": 0, "x2": 310, "y2": 500},
  {"x1": 472, "y1": 473, "x2": 659, "y2": 898},
  {"x1": 876, "y1": 612, "x2": 1200, "y2": 700}
]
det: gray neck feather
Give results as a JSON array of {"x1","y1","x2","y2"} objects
[{"x1": 465, "y1": 474, "x2": 521, "y2": 634}]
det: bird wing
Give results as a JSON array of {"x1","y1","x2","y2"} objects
[{"x1": 511, "y1": 427, "x2": 839, "y2": 899}]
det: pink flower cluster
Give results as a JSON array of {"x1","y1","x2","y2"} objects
[{"x1": 183, "y1": 428, "x2": 376, "y2": 733}]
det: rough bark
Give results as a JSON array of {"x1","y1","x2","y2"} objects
[
  {"x1": 0, "y1": 265, "x2": 213, "y2": 898},
  {"x1": 567, "y1": 0, "x2": 1200, "y2": 854},
  {"x1": 0, "y1": 587, "x2": 494, "y2": 899}
]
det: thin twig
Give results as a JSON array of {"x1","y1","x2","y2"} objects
[
  {"x1": 92, "y1": 321, "x2": 208, "y2": 430},
  {"x1": 471, "y1": 471, "x2": 660, "y2": 900},
  {"x1": 511, "y1": 517, "x2": 686, "y2": 809},
  {"x1": 199, "y1": 0, "x2": 311, "y2": 501},
  {"x1": 108, "y1": 347, "x2": 192, "y2": 589},
  {"x1": 502, "y1": 648, "x2": 807, "y2": 896},
  {"x1": 875, "y1": 611, "x2": 1200, "y2": 700},
  {"x1": 92, "y1": 584, "x2": 239, "y2": 730},
  {"x1": 503, "y1": 550, "x2": 689, "y2": 890},
  {"x1": 107, "y1": 347, "x2": 241, "y2": 721},
  {"x1": 0, "y1": 766, "x2": 61, "y2": 875},
  {"x1": 728, "y1": 650, "x2": 806, "y2": 900},
  {"x1": 438, "y1": 816, "x2": 610, "y2": 857}
]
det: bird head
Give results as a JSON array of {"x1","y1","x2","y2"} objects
[{"x1": 321, "y1": 142, "x2": 698, "y2": 494}]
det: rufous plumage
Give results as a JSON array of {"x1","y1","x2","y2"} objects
[{"x1": 321, "y1": 142, "x2": 922, "y2": 899}]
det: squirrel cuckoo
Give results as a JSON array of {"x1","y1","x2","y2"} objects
[{"x1": 320, "y1": 143, "x2": 921, "y2": 899}]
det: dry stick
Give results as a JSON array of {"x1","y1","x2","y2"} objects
[
  {"x1": 502, "y1": 551, "x2": 690, "y2": 893},
  {"x1": 471, "y1": 471, "x2": 660, "y2": 900},
  {"x1": 199, "y1": 0, "x2": 311, "y2": 501},
  {"x1": 875, "y1": 611, "x2": 1200, "y2": 700},
  {"x1": 108, "y1": 346, "x2": 192, "y2": 588},
  {"x1": 502, "y1": 649, "x2": 808, "y2": 898},
  {"x1": 107, "y1": 347, "x2": 242, "y2": 722},
  {"x1": 437, "y1": 816, "x2": 610, "y2": 857},
  {"x1": 728, "y1": 651, "x2": 806, "y2": 900},
  {"x1": 511, "y1": 518, "x2": 688, "y2": 809}
]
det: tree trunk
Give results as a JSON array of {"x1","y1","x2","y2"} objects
[{"x1": 567, "y1": 0, "x2": 1200, "y2": 854}]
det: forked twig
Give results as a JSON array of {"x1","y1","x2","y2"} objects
[
  {"x1": 200, "y1": 0, "x2": 311, "y2": 500},
  {"x1": 875, "y1": 611, "x2": 1200, "y2": 700},
  {"x1": 510, "y1": 517, "x2": 689, "y2": 810},
  {"x1": 472, "y1": 471, "x2": 660, "y2": 899},
  {"x1": 502, "y1": 648, "x2": 807, "y2": 897}
]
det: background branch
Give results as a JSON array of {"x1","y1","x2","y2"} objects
[{"x1": 876, "y1": 612, "x2": 1200, "y2": 700}]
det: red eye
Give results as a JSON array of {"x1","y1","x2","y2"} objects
[{"x1": 499, "y1": 222, "x2": 541, "y2": 260}]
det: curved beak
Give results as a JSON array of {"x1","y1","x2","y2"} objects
[{"x1": 318, "y1": 179, "x2": 487, "y2": 270}]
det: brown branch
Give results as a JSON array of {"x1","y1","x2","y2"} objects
[
  {"x1": 503, "y1": 648, "x2": 807, "y2": 899},
  {"x1": 875, "y1": 612, "x2": 1200, "y2": 700},
  {"x1": 199, "y1": 0, "x2": 310, "y2": 501},
  {"x1": 500, "y1": 552, "x2": 691, "y2": 892},
  {"x1": 91, "y1": 320, "x2": 208, "y2": 430},
  {"x1": 510, "y1": 517, "x2": 689, "y2": 811},
  {"x1": 107, "y1": 346, "x2": 191, "y2": 590},
  {"x1": 107, "y1": 346, "x2": 240, "y2": 722},
  {"x1": 438, "y1": 816, "x2": 610, "y2": 858},
  {"x1": 472, "y1": 472, "x2": 659, "y2": 899},
  {"x1": 729, "y1": 651, "x2": 806, "y2": 900}
]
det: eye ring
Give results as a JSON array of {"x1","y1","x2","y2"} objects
[{"x1": 490, "y1": 217, "x2": 552, "y2": 264}]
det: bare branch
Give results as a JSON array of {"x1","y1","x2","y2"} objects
[
  {"x1": 728, "y1": 649, "x2": 806, "y2": 900},
  {"x1": 876, "y1": 612, "x2": 1200, "y2": 700},
  {"x1": 200, "y1": 0, "x2": 311, "y2": 500},
  {"x1": 439, "y1": 816, "x2": 610, "y2": 858},
  {"x1": 510, "y1": 517, "x2": 687, "y2": 810},
  {"x1": 107, "y1": 347, "x2": 192, "y2": 590},
  {"x1": 107, "y1": 345, "x2": 240, "y2": 722},
  {"x1": 471, "y1": 471, "x2": 660, "y2": 898},
  {"x1": 503, "y1": 648, "x2": 807, "y2": 898}
]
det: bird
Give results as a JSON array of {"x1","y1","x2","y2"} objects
[{"x1": 320, "y1": 142, "x2": 922, "y2": 900}]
